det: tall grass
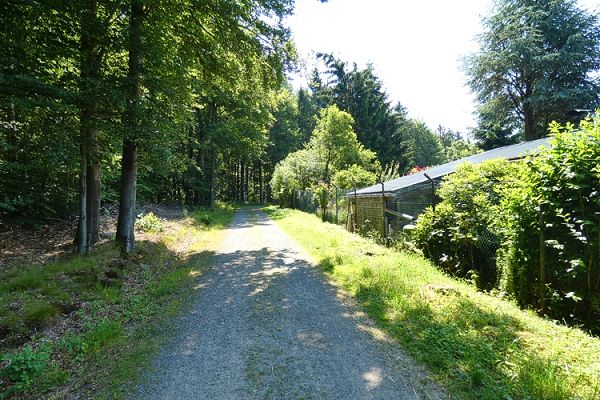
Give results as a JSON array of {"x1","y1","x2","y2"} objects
[{"x1": 265, "y1": 207, "x2": 600, "y2": 400}]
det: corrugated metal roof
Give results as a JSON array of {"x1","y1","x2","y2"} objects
[{"x1": 353, "y1": 137, "x2": 550, "y2": 196}]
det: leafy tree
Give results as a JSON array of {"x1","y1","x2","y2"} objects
[
  {"x1": 413, "y1": 159, "x2": 519, "y2": 289},
  {"x1": 332, "y1": 164, "x2": 377, "y2": 190},
  {"x1": 271, "y1": 105, "x2": 380, "y2": 203},
  {"x1": 404, "y1": 121, "x2": 444, "y2": 168},
  {"x1": 311, "y1": 54, "x2": 408, "y2": 172},
  {"x1": 266, "y1": 88, "x2": 303, "y2": 173},
  {"x1": 296, "y1": 88, "x2": 317, "y2": 142},
  {"x1": 308, "y1": 105, "x2": 378, "y2": 182},
  {"x1": 465, "y1": 0, "x2": 600, "y2": 141},
  {"x1": 443, "y1": 140, "x2": 482, "y2": 162},
  {"x1": 435, "y1": 125, "x2": 481, "y2": 162}
]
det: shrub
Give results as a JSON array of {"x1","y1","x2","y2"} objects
[
  {"x1": 135, "y1": 212, "x2": 164, "y2": 233},
  {"x1": 499, "y1": 114, "x2": 600, "y2": 331},
  {"x1": 0, "y1": 345, "x2": 49, "y2": 396},
  {"x1": 413, "y1": 159, "x2": 518, "y2": 289}
]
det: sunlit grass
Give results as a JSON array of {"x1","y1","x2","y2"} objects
[
  {"x1": 265, "y1": 206, "x2": 600, "y2": 400},
  {"x1": 0, "y1": 205, "x2": 235, "y2": 399}
]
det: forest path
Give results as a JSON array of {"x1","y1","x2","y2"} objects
[{"x1": 133, "y1": 208, "x2": 446, "y2": 400}]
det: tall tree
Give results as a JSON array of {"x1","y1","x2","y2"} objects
[
  {"x1": 116, "y1": 0, "x2": 143, "y2": 254},
  {"x1": 404, "y1": 121, "x2": 444, "y2": 168},
  {"x1": 311, "y1": 54, "x2": 407, "y2": 172},
  {"x1": 465, "y1": 0, "x2": 600, "y2": 141},
  {"x1": 77, "y1": 0, "x2": 122, "y2": 253}
]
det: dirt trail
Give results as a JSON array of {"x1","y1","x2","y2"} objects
[{"x1": 133, "y1": 208, "x2": 446, "y2": 399}]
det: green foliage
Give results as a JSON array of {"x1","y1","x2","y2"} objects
[
  {"x1": 82, "y1": 319, "x2": 124, "y2": 353},
  {"x1": 499, "y1": 113, "x2": 600, "y2": 330},
  {"x1": 414, "y1": 112, "x2": 600, "y2": 332},
  {"x1": 0, "y1": 345, "x2": 49, "y2": 397},
  {"x1": 271, "y1": 105, "x2": 381, "y2": 203},
  {"x1": 413, "y1": 159, "x2": 518, "y2": 289},
  {"x1": 312, "y1": 54, "x2": 409, "y2": 171},
  {"x1": 135, "y1": 212, "x2": 164, "y2": 233},
  {"x1": 23, "y1": 302, "x2": 60, "y2": 329},
  {"x1": 435, "y1": 125, "x2": 482, "y2": 162},
  {"x1": 465, "y1": 0, "x2": 600, "y2": 140},
  {"x1": 404, "y1": 120, "x2": 444, "y2": 168},
  {"x1": 332, "y1": 164, "x2": 377, "y2": 190},
  {"x1": 0, "y1": 205, "x2": 235, "y2": 398}
]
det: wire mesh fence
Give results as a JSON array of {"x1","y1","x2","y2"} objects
[
  {"x1": 290, "y1": 187, "x2": 347, "y2": 225},
  {"x1": 386, "y1": 180, "x2": 441, "y2": 235}
]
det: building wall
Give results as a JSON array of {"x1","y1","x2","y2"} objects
[{"x1": 348, "y1": 196, "x2": 386, "y2": 236}]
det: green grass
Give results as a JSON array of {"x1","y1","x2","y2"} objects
[
  {"x1": 264, "y1": 206, "x2": 600, "y2": 400},
  {"x1": 0, "y1": 205, "x2": 235, "y2": 399}
]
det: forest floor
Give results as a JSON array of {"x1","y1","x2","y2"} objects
[
  {"x1": 0, "y1": 205, "x2": 235, "y2": 399},
  {"x1": 134, "y1": 207, "x2": 446, "y2": 399},
  {"x1": 0, "y1": 204, "x2": 185, "y2": 270}
]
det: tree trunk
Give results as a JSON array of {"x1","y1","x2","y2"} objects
[
  {"x1": 523, "y1": 82, "x2": 535, "y2": 141},
  {"x1": 524, "y1": 103, "x2": 536, "y2": 141},
  {"x1": 86, "y1": 141, "x2": 101, "y2": 245},
  {"x1": 7, "y1": 101, "x2": 17, "y2": 163},
  {"x1": 259, "y1": 161, "x2": 264, "y2": 203},
  {"x1": 243, "y1": 163, "x2": 250, "y2": 201},
  {"x1": 208, "y1": 102, "x2": 218, "y2": 208},
  {"x1": 209, "y1": 147, "x2": 216, "y2": 209},
  {"x1": 116, "y1": 0, "x2": 143, "y2": 255},
  {"x1": 116, "y1": 140, "x2": 137, "y2": 254},
  {"x1": 76, "y1": 0, "x2": 102, "y2": 252},
  {"x1": 76, "y1": 142, "x2": 88, "y2": 254}
]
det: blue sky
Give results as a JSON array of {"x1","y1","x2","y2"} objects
[{"x1": 286, "y1": 0, "x2": 599, "y2": 136}]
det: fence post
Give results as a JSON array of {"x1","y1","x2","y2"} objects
[
  {"x1": 424, "y1": 173, "x2": 436, "y2": 211},
  {"x1": 353, "y1": 186, "x2": 358, "y2": 232},
  {"x1": 539, "y1": 207, "x2": 546, "y2": 313},
  {"x1": 330, "y1": 184, "x2": 340, "y2": 224},
  {"x1": 380, "y1": 181, "x2": 387, "y2": 242}
]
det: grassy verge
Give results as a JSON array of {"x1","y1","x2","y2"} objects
[
  {"x1": 0, "y1": 205, "x2": 235, "y2": 399},
  {"x1": 264, "y1": 206, "x2": 600, "y2": 400}
]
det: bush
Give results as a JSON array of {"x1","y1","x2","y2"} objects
[
  {"x1": 135, "y1": 212, "x2": 164, "y2": 233},
  {"x1": 413, "y1": 159, "x2": 518, "y2": 289},
  {"x1": 414, "y1": 112, "x2": 600, "y2": 333},
  {"x1": 0, "y1": 345, "x2": 49, "y2": 396},
  {"x1": 499, "y1": 115, "x2": 600, "y2": 331}
]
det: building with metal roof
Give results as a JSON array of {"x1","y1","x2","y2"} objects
[{"x1": 346, "y1": 137, "x2": 551, "y2": 236}]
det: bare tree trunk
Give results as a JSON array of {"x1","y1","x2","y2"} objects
[
  {"x1": 86, "y1": 137, "x2": 101, "y2": 245},
  {"x1": 209, "y1": 147, "x2": 216, "y2": 209},
  {"x1": 116, "y1": 140, "x2": 137, "y2": 254},
  {"x1": 259, "y1": 161, "x2": 264, "y2": 203},
  {"x1": 76, "y1": 0, "x2": 102, "y2": 253},
  {"x1": 7, "y1": 101, "x2": 17, "y2": 163},
  {"x1": 116, "y1": 0, "x2": 143, "y2": 255},
  {"x1": 76, "y1": 141, "x2": 88, "y2": 254},
  {"x1": 244, "y1": 162, "x2": 249, "y2": 202}
]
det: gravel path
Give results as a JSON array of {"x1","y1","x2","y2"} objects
[{"x1": 133, "y1": 208, "x2": 447, "y2": 400}]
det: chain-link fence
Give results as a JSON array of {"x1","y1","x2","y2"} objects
[
  {"x1": 385, "y1": 180, "x2": 441, "y2": 235},
  {"x1": 291, "y1": 187, "x2": 347, "y2": 225}
]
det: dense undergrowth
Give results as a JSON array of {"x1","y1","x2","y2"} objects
[
  {"x1": 414, "y1": 116, "x2": 600, "y2": 333},
  {"x1": 266, "y1": 206, "x2": 600, "y2": 400},
  {"x1": 0, "y1": 205, "x2": 234, "y2": 399}
]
